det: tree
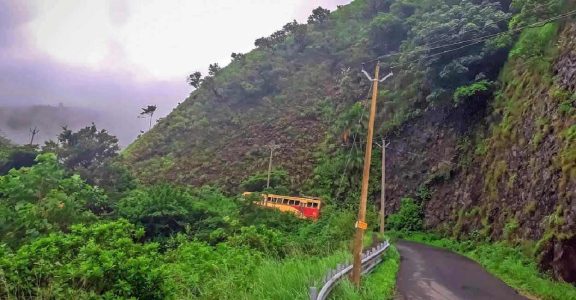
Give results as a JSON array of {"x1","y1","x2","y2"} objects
[
  {"x1": 254, "y1": 37, "x2": 272, "y2": 49},
  {"x1": 282, "y1": 20, "x2": 299, "y2": 33},
  {"x1": 140, "y1": 105, "x2": 157, "y2": 130},
  {"x1": 208, "y1": 63, "x2": 222, "y2": 76},
  {"x1": 405, "y1": 1, "x2": 511, "y2": 102},
  {"x1": 42, "y1": 124, "x2": 120, "y2": 182},
  {"x1": 368, "y1": 13, "x2": 407, "y2": 53},
  {"x1": 0, "y1": 145, "x2": 37, "y2": 175},
  {"x1": 307, "y1": 7, "x2": 331, "y2": 24},
  {"x1": 0, "y1": 153, "x2": 102, "y2": 248},
  {"x1": 231, "y1": 52, "x2": 245, "y2": 62},
  {"x1": 187, "y1": 71, "x2": 203, "y2": 88}
]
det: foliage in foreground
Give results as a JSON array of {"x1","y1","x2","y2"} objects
[
  {"x1": 0, "y1": 153, "x2": 387, "y2": 299},
  {"x1": 330, "y1": 245, "x2": 400, "y2": 300},
  {"x1": 0, "y1": 153, "x2": 103, "y2": 249},
  {"x1": 394, "y1": 231, "x2": 576, "y2": 300},
  {"x1": 0, "y1": 220, "x2": 165, "y2": 299}
]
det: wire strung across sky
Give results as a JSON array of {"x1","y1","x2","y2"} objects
[
  {"x1": 424, "y1": 2, "x2": 555, "y2": 47},
  {"x1": 363, "y1": 7, "x2": 576, "y2": 66}
]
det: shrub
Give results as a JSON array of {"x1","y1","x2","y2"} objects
[
  {"x1": 163, "y1": 240, "x2": 261, "y2": 298},
  {"x1": 387, "y1": 198, "x2": 423, "y2": 232},
  {"x1": 228, "y1": 225, "x2": 288, "y2": 257},
  {"x1": 0, "y1": 153, "x2": 102, "y2": 248},
  {"x1": 509, "y1": 23, "x2": 559, "y2": 60},
  {"x1": 117, "y1": 185, "x2": 238, "y2": 242},
  {"x1": 453, "y1": 80, "x2": 494, "y2": 106},
  {"x1": 0, "y1": 220, "x2": 167, "y2": 299}
]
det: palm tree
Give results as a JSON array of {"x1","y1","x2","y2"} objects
[{"x1": 140, "y1": 105, "x2": 157, "y2": 130}]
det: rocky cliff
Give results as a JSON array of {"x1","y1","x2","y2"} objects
[{"x1": 382, "y1": 22, "x2": 576, "y2": 282}]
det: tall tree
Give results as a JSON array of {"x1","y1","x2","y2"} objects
[
  {"x1": 187, "y1": 71, "x2": 203, "y2": 88},
  {"x1": 43, "y1": 124, "x2": 119, "y2": 172},
  {"x1": 208, "y1": 63, "x2": 222, "y2": 76},
  {"x1": 140, "y1": 105, "x2": 157, "y2": 130},
  {"x1": 307, "y1": 7, "x2": 331, "y2": 24}
]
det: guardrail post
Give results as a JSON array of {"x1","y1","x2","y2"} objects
[{"x1": 309, "y1": 287, "x2": 318, "y2": 300}]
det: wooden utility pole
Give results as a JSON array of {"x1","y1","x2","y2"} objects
[
  {"x1": 29, "y1": 127, "x2": 39, "y2": 145},
  {"x1": 351, "y1": 63, "x2": 393, "y2": 287},
  {"x1": 351, "y1": 63, "x2": 380, "y2": 286},
  {"x1": 266, "y1": 143, "x2": 280, "y2": 189},
  {"x1": 379, "y1": 137, "x2": 388, "y2": 235}
]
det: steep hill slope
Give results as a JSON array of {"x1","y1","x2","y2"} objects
[
  {"x1": 123, "y1": 0, "x2": 373, "y2": 188},
  {"x1": 124, "y1": 0, "x2": 575, "y2": 282},
  {"x1": 124, "y1": 0, "x2": 512, "y2": 189}
]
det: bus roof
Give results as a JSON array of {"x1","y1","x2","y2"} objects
[{"x1": 243, "y1": 192, "x2": 321, "y2": 203}]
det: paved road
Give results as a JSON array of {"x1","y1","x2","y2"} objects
[{"x1": 395, "y1": 240, "x2": 528, "y2": 300}]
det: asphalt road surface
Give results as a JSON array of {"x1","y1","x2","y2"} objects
[{"x1": 395, "y1": 240, "x2": 528, "y2": 300}]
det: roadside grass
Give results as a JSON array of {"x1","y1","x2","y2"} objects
[
  {"x1": 391, "y1": 231, "x2": 576, "y2": 300},
  {"x1": 168, "y1": 232, "x2": 399, "y2": 299},
  {"x1": 235, "y1": 232, "x2": 399, "y2": 300},
  {"x1": 329, "y1": 245, "x2": 400, "y2": 300},
  {"x1": 239, "y1": 251, "x2": 349, "y2": 300}
]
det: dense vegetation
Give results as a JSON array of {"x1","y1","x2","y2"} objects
[
  {"x1": 123, "y1": 0, "x2": 529, "y2": 193},
  {"x1": 2, "y1": 0, "x2": 576, "y2": 298},
  {"x1": 0, "y1": 125, "x2": 385, "y2": 298}
]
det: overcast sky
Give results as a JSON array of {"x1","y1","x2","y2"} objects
[{"x1": 0, "y1": 0, "x2": 351, "y2": 144}]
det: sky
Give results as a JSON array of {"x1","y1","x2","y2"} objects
[{"x1": 0, "y1": 0, "x2": 352, "y2": 145}]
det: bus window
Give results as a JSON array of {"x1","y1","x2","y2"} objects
[
  {"x1": 307, "y1": 202, "x2": 313, "y2": 208},
  {"x1": 295, "y1": 201, "x2": 300, "y2": 206},
  {"x1": 288, "y1": 200, "x2": 295, "y2": 205},
  {"x1": 312, "y1": 203, "x2": 318, "y2": 208},
  {"x1": 282, "y1": 199, "x2": 289, "y2": 205}
]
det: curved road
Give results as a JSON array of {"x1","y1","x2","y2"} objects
[{"x1": 395, "y1": 240, "x2": 528, "y2": 300}]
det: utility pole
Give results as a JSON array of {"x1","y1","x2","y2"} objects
[
  {"x1": 266, "y1": 143, "x2": 280, "y2": 189},
  {"x1": 378, "y1": 137, "x2": 390, "y2": 235},
  {"x1": 351, "y1": 62, "x2": 393, "y2": 287},
  {"x1": 29, "y1": 127, "x2": 39, "y2": 145}
]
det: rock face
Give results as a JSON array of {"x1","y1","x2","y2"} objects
[
  {"x1": 382, "y1": 23, "x2": 576, "y2": 283},
  {"x1": 555, "y1": 26, "x2": 576, "y2": 92}
]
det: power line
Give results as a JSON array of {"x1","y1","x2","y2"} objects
[
  {"x1": 364, "y1": 7, "x2": 576, "y2": 65},
  {"x1": 381, "y1": 8, "x2": 576, "y2": 69},
  {"x1": 332, "y1": 7, "x2": 576, "y2": 197},
  {"x1": 425, "y1": 2, "x2": 554, "y2": 47}
]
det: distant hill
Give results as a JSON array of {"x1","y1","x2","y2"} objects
[{"x1": 0, "y1": 104, "x2": 102, "y2": 145}]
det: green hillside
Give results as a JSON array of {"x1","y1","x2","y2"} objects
[
  {"x1": 123, "y1": 0, "x2": 513, "y2": 190},
  {"x1": 124, "y1": 0, "x2": 576, "y2": 284},
  {"x1": 2, "y1": 0, "x2": 576, "y2": 298}
]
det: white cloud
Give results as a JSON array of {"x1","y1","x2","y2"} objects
[{"x1": 24, "y1": 0, "x2": 352, "y2": 81}]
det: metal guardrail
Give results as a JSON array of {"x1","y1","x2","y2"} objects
[{"x1": 309, "y1": 240, "x2": 390, "y2": 300}]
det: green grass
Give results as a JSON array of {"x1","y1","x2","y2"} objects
[
  {"x1": 218, "y1": 233, "x2": 400, "y2": 300},
  {"x1": 392, "y1": 231, "x2": 576, "y2": 300},
  {"x1": 173, "y1": 251, "x2": 349, "y2": 299},
  {"x1": 239, "y1": 252, "x2": 349, "y2": 300},
  {"x1": 330, "y1": 246, "x2": 400, "y2": 300}
]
